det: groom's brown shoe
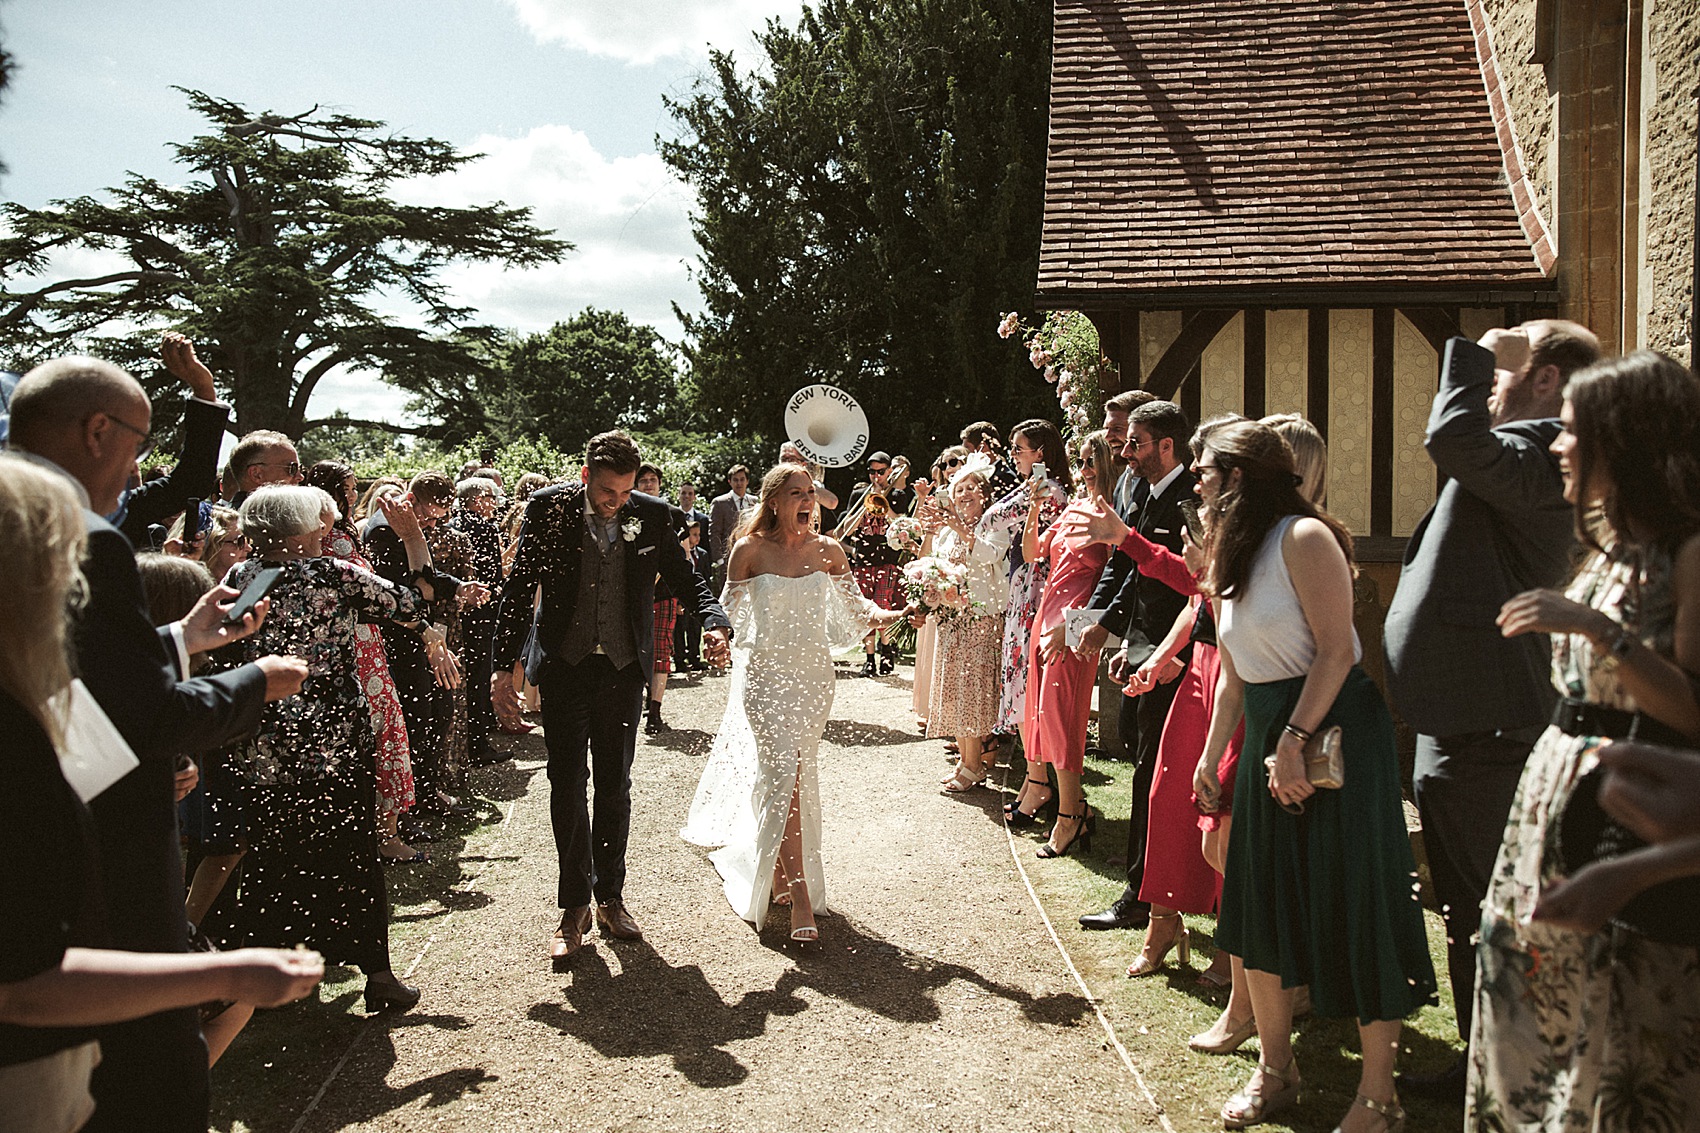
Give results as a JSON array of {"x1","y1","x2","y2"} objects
[
  {"x1": 550, "y1": 905, "x2": 593, "y2": 970},
  {"x1": 596, "y1": 900, "x2": 643, "y2": 941}
]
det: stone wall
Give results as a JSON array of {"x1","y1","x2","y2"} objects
[
  {"x1": 1641, "y1": 0, "x2": 1697, "y2": 364},
  {"x1": 1481, "y1": 0, "x2": 1557, "y2": 229}
]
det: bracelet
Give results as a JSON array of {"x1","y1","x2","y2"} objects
[{"x1": 1282, "y1": 723, "x2": 1313, "y2": 743}]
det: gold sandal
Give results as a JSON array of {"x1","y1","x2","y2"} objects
[
  {"x1": 1332, "y1": 1093, "x2": 1405, "y2": 1133},
  {"x1": 1221, "y1": 1058, "x2": 1300, "y2": 1129}
]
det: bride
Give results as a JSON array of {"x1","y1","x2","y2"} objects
[{"x1": 682, "y1": 462, "x2": 910, "y2": 941}]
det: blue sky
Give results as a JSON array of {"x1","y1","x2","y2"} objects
[{"x1": 1, "y1": 0, "x2": 801, "y2": 422}]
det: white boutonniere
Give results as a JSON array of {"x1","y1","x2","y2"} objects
[{"x1": 621, "y1": 517, "x2": 642, "y2": 542}]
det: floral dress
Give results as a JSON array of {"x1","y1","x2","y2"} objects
[
  {"x1": 326, "y1": 528, "x2": 413, "y2": 817},
  {"x1": 1468, "y1": 549, "x2": 1700, "y2": 1131},
  {"x1": 222, "y1": 556, "x2": 423, "y2": 969},
  {"x1": 977, "y1": 478, "x2": 1067, "y2": 733}
]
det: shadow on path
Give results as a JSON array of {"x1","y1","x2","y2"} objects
[{"x1": 528, "y1": 919, "x2": 1091, "y2": 1089}]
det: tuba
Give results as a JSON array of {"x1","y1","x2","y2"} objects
[{"x1": 784, "y1": 384, "x2": 869, "y2": 468}]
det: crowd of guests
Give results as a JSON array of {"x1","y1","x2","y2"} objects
[
  {"x1": 4, "y1": 318, "x2": 1700, "y2": 1133},
  {"x1": 833, "y1": 322, "x2": 1700, "y2": 1131}
]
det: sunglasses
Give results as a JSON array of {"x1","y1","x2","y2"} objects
[{"x1": 945, "y1": 458, "x2": 964, "y2": 468}]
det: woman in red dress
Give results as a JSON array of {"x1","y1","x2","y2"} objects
[{"x1": 1015, "y1": 431, "x2": 1115, "y2": 857}]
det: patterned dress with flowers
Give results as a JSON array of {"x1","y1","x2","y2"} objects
[
  {"x1": 426, "y1": 522, "x2": 479, "y2": 787},
  {"x1": 978, "y1": 478, "x2": 1068, "y2": 733},
  {"x1": 1467, "y1": 549, "x2": 1700, "y2": 1132},
  {"x1": 326, "y1": 528, "x2": 413, "y2": 817}
]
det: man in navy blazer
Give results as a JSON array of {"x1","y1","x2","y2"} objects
[
  {"x1": 493, "y1": 431, "x2": 731, "y2": 965},
  {"x1": 1383, "y1": 321, "x2": 1598, "y2": 1097},
  {"x1": 8, "y1": 355, "x2": 307, "y2": 1133}
]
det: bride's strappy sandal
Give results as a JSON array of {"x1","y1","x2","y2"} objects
[
  {"x1": 1221, "y1": 1058, "x2": 1300, "y2": 1129},
  {"x1": 787, "y1": 879, "x2": 818, "y2": 943}
]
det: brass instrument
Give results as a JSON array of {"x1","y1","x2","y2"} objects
[{"x1": 835, "y1": 455, "x2": 909, "y2": 539}]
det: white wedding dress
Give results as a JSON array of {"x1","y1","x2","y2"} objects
[{"x1": 681, "y1": 571, "x2": 880, "y2": 925}]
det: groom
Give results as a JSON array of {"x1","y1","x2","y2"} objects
[{"x1": 493, "y1": 431, "x2": 731, "y2": 966}]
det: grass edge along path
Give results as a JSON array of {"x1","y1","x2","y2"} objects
[{"x1": 1000, "y1": 749, "x2": 1467, "y2": 1133}]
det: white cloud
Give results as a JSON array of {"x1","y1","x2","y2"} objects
[
  {"x1": 502, "y1": 0, "x2": 802, "y2": 65},
  {"x1": 395, "y1": 123, "x2": 702, "y2": 340}
]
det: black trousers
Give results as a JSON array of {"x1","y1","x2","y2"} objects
[
  {"x1": 539, "y1": 654, "x2": 647, "y2": 909},
  {"x1": 387, "y1": 632, "x2": 446, "y2": 804},
  {"x1": 463, "y1": 606, "x2": 498, "y2": 744},
  {"x1": 1412, "y1": 729, "x2": 1534, "y2": 1042},
  {"x1": 85, "y1": 1007, "x2": 209, "y2": 1133},
  {"x1": 675, "y1": 611, "x2": 703, "y2": 669},
  {"x1": 1115, "y1": 677, "x2": 1185, "y2": 912}
]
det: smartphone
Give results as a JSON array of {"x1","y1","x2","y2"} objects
[
  {"x1": 221, "y1": 565, "x2": 283, "y2": 626},
  {"x1": 1031, "y1": 461, "x2": 1048, "y2": 483},
  {"x1": 1178, "y1": 499, "x2": 1205, "y2": 543}
]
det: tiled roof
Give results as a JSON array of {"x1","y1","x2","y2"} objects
[{"x1": 1037, "y1": 0, "x2": 1553, "y2": 304}]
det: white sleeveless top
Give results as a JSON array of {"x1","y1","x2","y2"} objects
[{"x1": 1217, "y1": 515, "x2": 1362, "y2": 684}]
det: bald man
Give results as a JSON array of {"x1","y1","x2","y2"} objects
[{"x1": 8, "y1": 356, "x2": 306, "y2": 1133}]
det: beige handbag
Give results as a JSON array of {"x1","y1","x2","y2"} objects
[{"x1": 1264, "y1": 725, "x2": 1343, "y2": 813}]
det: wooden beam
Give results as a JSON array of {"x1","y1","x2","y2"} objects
[
  {"x1": 1372, "y1": 308, "x2": 1396, "y2": 536},
  {"x1": 1243, "y1": 308, "x2": 1267, "y2": 418},
  {"x1": 1144, "y1": 309, "x2": 1237, "y2": 398},
  {"x1": 1307, "y1": 308, "x2": 1330, "y2": 440}
]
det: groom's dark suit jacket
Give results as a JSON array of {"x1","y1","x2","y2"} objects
[{"x1": 495, "y1": 484, "x2": 730, "y2": 683}]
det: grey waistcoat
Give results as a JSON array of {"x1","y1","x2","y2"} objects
[{"x1": 560, "y1": 514, "x2": 637, "y2": 670}]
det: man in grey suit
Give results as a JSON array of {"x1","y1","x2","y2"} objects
[
  {"x1": 708, "y1": 464, "x2": 753, "y2": 591},
  {"x1": 1383, "y1": 320, "x2": 1599, "y2": 1096}
]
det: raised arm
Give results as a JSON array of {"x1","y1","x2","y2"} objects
[{"x1": 1425, "y1": 335, "x2": 1565, "y2": 513}]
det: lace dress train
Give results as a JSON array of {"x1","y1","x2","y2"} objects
[{"x1": 681, "y1": 572, "x2": 879, "y2": 925}]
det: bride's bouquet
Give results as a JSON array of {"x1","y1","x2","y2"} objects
[
  {"x1": 885, "y1": 515, "x2": 924, "y2": 557},
  {"x1": 902, "y1": 556, "x2": 977, "y2": 623}
]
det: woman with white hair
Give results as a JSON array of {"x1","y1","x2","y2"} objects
[{"x1": 223, "y1": 485, "x2": 445, "y2": 1012}]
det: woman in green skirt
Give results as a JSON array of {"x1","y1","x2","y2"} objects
[{"x1": 1197, "y1": 420, "x2": 1436, "y2": 1132}]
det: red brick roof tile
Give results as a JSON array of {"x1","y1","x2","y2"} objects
[{"x1": 1037, "y1": 0, "x2": 1553, "y2": 304}]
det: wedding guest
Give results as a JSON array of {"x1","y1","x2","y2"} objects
[
  {"x1": 354, "y1": 476, "x2": 405, "y2": 523},
  {"x1": 225, "y1": 485, "x2": 441, "y2": 1013},
  {"x1": 709, "y1": 464, "x2": 754, "y2": 589},
  {"x1": 676, "y1": 517, "x2": 713, "y2": 672},
  {"x1": 1016, "y1": 431, "x2": 1113, "y2": 858},
  {"x1": 453, "y1": 474, "x2": 506, "y2": 765},
  {"x1": 224, "y1": 429, "x2": 302, "y2": 506},
  {"x1": 637, "y1": 463, "x2": 680, "y2": 733},
  {"x1": 912, "y1": 446, "x2": 967, "y2": 732},
  {"x1": 197, "y1": 505, "x2": 248, "y2": 580},
  {"x1": 977, "y1": 420, "x2": 1072, "y2": 741},
  {"x1": 0, "y1": 456, "x2": 321, "y2": 1132},
  {"x1": 418, "y1": 471, "x2": 488, "y2": 794},
  {"x1": 307, "y1": 461, "x2": 422, "y2": 862},
  {"x1": 115, "y1": 334, "x2": 230, "y2": 544},
  {"x1": 6, "y1": 355, "x2": 305, "y2": 1133},
  {"x1": 839, "y1": 452, "x2": 914, "y2": 676},
  {"x1": 1471, "y1": 351, "x2": 1700, "y2": 1130},
  {"x1": 1077, "y1": 401, "x2": 1197, "y2": 934},
  {"x1": 929, "y1": 459, "x2": 1011, "y2": 791},
  {"x1": 1200, "y1": 420, "x2": 1434, "y2": 1131},
  {"x1": 1381, "y1": 322, "x2": 1598, "y2": 1100}
]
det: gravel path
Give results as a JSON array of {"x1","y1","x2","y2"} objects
[{"x1": 289, "y1": 662, "x2": 1160, "y2": 1132}]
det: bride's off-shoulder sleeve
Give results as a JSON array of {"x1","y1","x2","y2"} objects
[{"x1": 826, "y1": 571, "x2": 882, "y2": 650}]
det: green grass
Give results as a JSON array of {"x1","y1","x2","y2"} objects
[{"x1": 1002, "y1": 748, "x2": 1466, "y2": 1133}]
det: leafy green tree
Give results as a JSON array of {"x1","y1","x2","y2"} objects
[
  {"x1": 662, "y1": 0, "x2": 1056, "y2": 458},
  {"x1": 408, "y1": 308, "x2": 688, "y2": 455},
  {"x1": 0, "y1": 88, "x2": 570, "y2": 439}
]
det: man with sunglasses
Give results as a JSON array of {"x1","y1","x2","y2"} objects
[{"x1": 225, "y1": 429, "x2": 303, "y2": 507}]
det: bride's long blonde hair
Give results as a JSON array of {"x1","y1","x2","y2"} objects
[
  {"x1": 735, "y1": 462, "x2": 815, "y2": 542},
  {"x1": 0, "y1": 455, "x2": 89, "y2": 748}
]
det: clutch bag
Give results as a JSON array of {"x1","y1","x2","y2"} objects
[{"x1": 1264, "y1": 725, "x2": 1344, "y2": 814}]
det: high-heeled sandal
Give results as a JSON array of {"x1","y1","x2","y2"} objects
[
  {"x1": 1005, "y1": 777, "x2": 1054, "y2": 827},
  {"x1": 941, "y1": 762, "x2": 988, "y2": 793},
  {"x1": 1036, "y1": 807, "x2": 1093, "y2": 858},
  {"x1": 771, "y1": 863, "x2": 793, "y2": 907},
  {"x1": 1126, "y1": 911, "x2": 1190, "y2": 977},
  {"x1": 1332, "y1": 1093, "x2": 1404, "y2": 1133},
  {"x1": 787, "y1": 880, "x2": 818, "y2": 942},
  {"x1": 1221, "y1": 1058, "x2": 1300, "y2": 1129},
  {"x1": 1188, "y1": 1013, "x2": 1257, "y2": 1054}
]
